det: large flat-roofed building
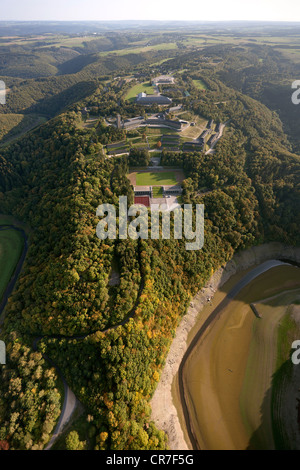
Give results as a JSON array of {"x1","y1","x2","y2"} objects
[
  {"x1": 152, "y1": 75, "x2": 175, "y2": 86},
  {"x1": 145, "y1": 117, "x2": 183, "y2": 130},
  {"x1": 215, "y1": 122, "x2": 221, "y2": 133},
  {"x1": 123, "y1": 116, "x2": 145, "y2": 129},
  {"x1": 136, "y1": 93, "x2": 172, "y2": 106},
  {"x1": 182, "y1": 141, "x2": 203, "y2": 152},
  {"x1": 207, "y1": 134, "x2": 219, "y2": 147},
  {"x1": 134, "y1": 186, "x2": 153, "y2": 197},
  {"x1": 163, "y1": 185, "x2": 183, "y2": 196},
  {"x1": 118, "y1": 114, "x2": 187, "y2": 131},
  {"x1": 200, "y1": 130, "x2": 210, "y2": 139},
  {"x1": 161, "y1": 134, "x2": 181, "y2": 151},
  {"x1": 161, "y1": 135, "x2": 181, "y2": 144}
]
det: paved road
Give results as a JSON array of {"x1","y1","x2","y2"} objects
[
  {"x1": 4, "y1": 225, "x2": 292, "y2": 451},
  {"x1": 43, "y1": 352, "x2": 78, "y2": 450},
  {"x1": 178, "y1": 259, "x2": 293, "y2": 450},
  {"x1": 0, "y1": 225, "x2": 145, "y2": 449},
  {"x1": 0, "y1": 225, "x2": 79, "y2": 450}
]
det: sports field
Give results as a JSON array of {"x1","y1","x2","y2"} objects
[
  {"x1": 136, "y1": 171, "x2": 177, "y2": 186},
  {"x1": 128, "y1": 169, "x2": 184, "y2": 187},
  {"x1": 0, "y1": 228, "x2": 24, "y2": 302}
]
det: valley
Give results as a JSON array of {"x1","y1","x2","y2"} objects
[{"x1": 0, "y1": 20, "x2": 299, "y2": 452}]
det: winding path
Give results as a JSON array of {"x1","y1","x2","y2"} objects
[
  {"x1": 0, "y1": 225, "x2": 145, "y2": 449},
  {"x1": 3, "y1": 225, "x2": 294, "y2": 451}
]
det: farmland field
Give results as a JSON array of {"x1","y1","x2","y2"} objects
[{"x1": 99, "y1": 42, "x2": 178, "y2": 57}]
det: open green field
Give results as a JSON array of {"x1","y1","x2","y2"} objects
[
  {"x1": 42, "y1": 36, "x2": 99, "y2": 48},
  {"x1": 128, "y1": 168, "x2": 185, "y2": 187},
  {"x1": 0, "y1": 114, "x2": 47, "y2": 145},
  {"x1": 149, "y1": 58, "x2": 172, "y2": 67},
  {"x1": 180, "y1": 112, "x2": 208, "y2": 139},
  {"x1": 0, "y1": 35, "x2": 101, "y2": 48},
  {"x1": 99, "y1": 42, "x2": 178, "y2": 57},
  {"x1": 152, "y1": 187, "x2": 163, "y2": 198},
  {"x1": 125, "y1": 82, "x2": 155, "y2": 101},
  {"x1": 182, "y1": 33, "x2": 300, "y2": 48},
  {"x1": 0, "y1": 228, "x2": 24, "y2": 302},
  {"x1": 136, "y1": 171, "x2": 178, "y2": 186},
  {"x1": 192, "y1": 79, "x2": 207, "y2": 90}
]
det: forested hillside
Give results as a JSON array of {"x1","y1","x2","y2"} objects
[{"x1": 0, "y1": 33, "x2": 299, "y2": 450}]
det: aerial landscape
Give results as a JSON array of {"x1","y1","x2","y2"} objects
[{"x1": 0, "y1": 0, "x2": 300, "y2": 456}]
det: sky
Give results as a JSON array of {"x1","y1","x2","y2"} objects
[{"x1": 1, "y1": 0, "x2": 300, "y2": 22}]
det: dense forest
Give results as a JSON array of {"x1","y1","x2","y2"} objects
[{"x1": 0, "y1": 29, "x2": 300, "y2": 450}]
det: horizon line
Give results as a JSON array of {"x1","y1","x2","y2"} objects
[{"x1": 1, "y1": 19, "x2": 300, "y2": 24}]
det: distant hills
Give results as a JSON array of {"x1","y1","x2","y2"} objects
[{"x1": 1, "y1": 20, "x2": 300, "y2": 36}]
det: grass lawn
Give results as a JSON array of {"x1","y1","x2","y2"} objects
[
  {"x1": 149, "y1": 58, "x2": 172, "y2": 66},
  {"x1": 127, "y1": 136, "x2": 149, "y2": 149},
  {"x1": 147, "y1": 137, "x2": 162, "y2": 149},
  {"x1": 152, "y1": 187, "x2": 163, "y2": 198},
  {"x1": 192, "y1": 79, "x2": 207, "y2": 90},
  {"x1": 125, "y1": 82, "x2": 155, "y2": 101},
  {"x1": 136, "y1": 171, "x2": 178, "y2": 186},
  {"x1": 181, "y1": 113, "x2": 208, "y2": 139},
  {"x1": 0, "y1": 228, "x2": 24, "y2": 301}
]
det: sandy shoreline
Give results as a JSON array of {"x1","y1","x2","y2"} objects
[{"x1": 150, "y1": 242, "x2": 300, "y2": 450}]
